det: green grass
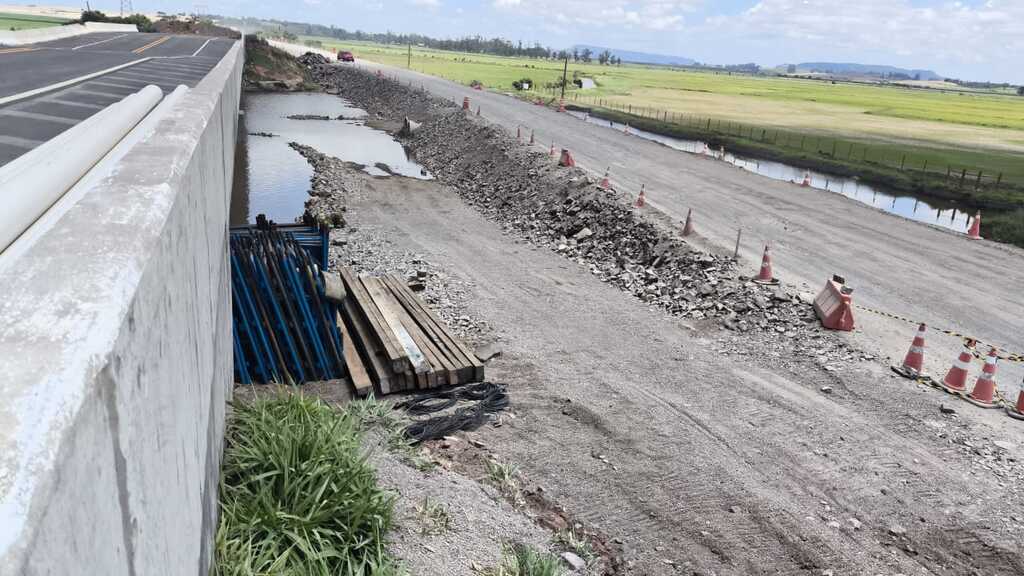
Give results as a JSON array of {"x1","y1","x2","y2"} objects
[
  {"x1": 0, "y1": 12, "x2": 69, "y2": 30},
  {"x1": 413, "y1": 497, "x2": 452, "y2": 535},
  {"x1": 214, "y1": 393, "x2": 401, "y2": 576},
  {"x1": 291, "y1": 37, "x2": 1024, "y2": 191},
  {"x1": 478, "y1": 544, "x2": 566, "y2": 576}
]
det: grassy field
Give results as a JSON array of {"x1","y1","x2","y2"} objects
[
  {"x1": 295, "y1": 36, "x2": 1024, "y2": 245},
  {"x1": 0, "y1": 11, "x2": 68, "y2": 30}
]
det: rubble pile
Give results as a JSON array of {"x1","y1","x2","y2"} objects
[
  {"x1": 288, "y1": 142, "x2": 359, "y2": 227},
  {"x1": 308, "y1": 65, "x2": 820, "y2": 334},
  {"x1": 296, "y1": 51, "x2": 330, "y2": 67},
  {"x1": 309, "y1": 65, "x2": 446, "y2": 123},
  {"x1": 401, "y1": 109, "x2": 817, "y2": 334}
]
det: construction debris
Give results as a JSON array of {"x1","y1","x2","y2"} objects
[
  {"x1": 335, "y1": 267, "x2": 485, "y2": 395},
  {"x1": 230, "y1": 222, "x2": 343, "y2": 385}
]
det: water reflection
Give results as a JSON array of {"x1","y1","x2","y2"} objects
[
  {"x1": 231, "y1": 92, "x2": 430, "y2": 224},
  {"x1": 568, "y1": 111, "x2": 972, "y2": 233}
]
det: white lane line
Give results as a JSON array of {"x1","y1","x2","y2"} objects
[
  {"x1": 71, "y1": 34, "x2": 131, "y2": 51},
  {"x1": 0, "y1": 135, "x2": 43, "y2": 149},
  {"x1": 42, "y1": 98, "x2": 104, "y2": 110},
  {"x1": 0, "y1": 110, "x2": 77, "y2": 125},
  {"x1": 191, "y1": 39, "x2": 212, "y2": 57},
  {"x1": 0, "y1": 58, "x2": 149, "y2": 107}
]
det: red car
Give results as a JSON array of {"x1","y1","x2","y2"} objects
[{"x1": 338, "y1": 50, "x2": 355, "y2": 62}]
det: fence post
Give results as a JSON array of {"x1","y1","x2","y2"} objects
[
  {"x1": 996, "y1": 172, "x2": 1003, "y2": 187},
  {"x1": 900, "y1": 154, "x2": 906, "y2": 171},
  {"x1": 922, "y1": 159, "x2": 928, "y2": 172}
]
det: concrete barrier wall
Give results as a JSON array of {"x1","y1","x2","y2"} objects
[
  {"x1": 0, "y1": 39, "x2": 242, "y2": 576},
  {"x1": 0, "y1": 22, "x2": 137, "y2": 46}
]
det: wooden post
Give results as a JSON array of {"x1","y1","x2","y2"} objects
[
  {"x1": 900, "y1": 154, "x2": 906, "y2": 171},
  {"x1": 922, "y1": 159, "x2": 928, "y2": 172},
  {"x1": 733, "y1": 229, "x2": 742, "y2": 261},
  {"x1": 831, "y1": 140, "x2": 837, "y2": 157}
]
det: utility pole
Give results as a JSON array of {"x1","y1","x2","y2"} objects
[
  {"x1": 407, "y1": 44, "x2": 411, "y2": 69},
  {"x1": 560, "y1": 56, "x2": 568, "y2": 100}
]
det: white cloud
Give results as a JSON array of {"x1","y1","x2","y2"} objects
[
  {"x1": 704, "y1": 0, "x2": 1024, "y2": 71},
  {"x1": 493, "y1": 0, "x2": 701, "y2": 32},
  {"x1": 410, "y1": 0, "x2": 441, "y2": 8}
]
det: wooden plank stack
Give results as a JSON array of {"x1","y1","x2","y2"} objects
[{"x1": 336, "y1": 267, "x2": 484, "y2": 395}]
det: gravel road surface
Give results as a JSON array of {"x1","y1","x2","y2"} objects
[{"x1": 350, "y1": 59, "x2": 1024, "y2": 396}]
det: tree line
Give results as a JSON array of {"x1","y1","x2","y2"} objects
[{"x1": 222, "y1": 16, "x2": 622, "y2": 63}]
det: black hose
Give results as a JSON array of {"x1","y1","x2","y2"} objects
[{"x1": 400, "y1": 382, "x2": 509, "y2": 443}]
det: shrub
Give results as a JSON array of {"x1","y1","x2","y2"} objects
[{"x1": 214, "y1": 394, "x2": 399, "y2": 575}]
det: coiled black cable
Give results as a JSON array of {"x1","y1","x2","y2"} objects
[{"x1": 400, "y1": 382, "x2": 509, "y2": 443}]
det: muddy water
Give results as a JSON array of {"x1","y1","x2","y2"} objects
[
  {"x1": 230, "y1": 92, "x2": 429, "y2": 225},
  {"x1": 568, "y1": 111, "x2": 973, "y2": 233}
]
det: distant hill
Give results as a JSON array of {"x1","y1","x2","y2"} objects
[
  {"x1": 572, "y1": 45, "x2": 695, "y2": 66},
  {"x1": 793, "y1": 62, "x2": 941, "y2": 80}
]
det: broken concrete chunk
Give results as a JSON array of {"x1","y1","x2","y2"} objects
[
  {"x1": 474, "y1": 343, "x2": 502, "y2": 363},
  {"x1": 561, "y1": 551, "x2": 587, "y2": 571}
]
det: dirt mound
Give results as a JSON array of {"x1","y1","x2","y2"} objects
[
  {"x1": 153, "y1": 18, "x2": 240, "y2": 38},
  {"x1": 310, "y1": 65, "x2": 445, "y2": 123}
]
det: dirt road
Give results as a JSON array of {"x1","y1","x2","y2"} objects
[
  {"x1": 351, "y1": 59, "x2": 1024, "y2": 396},
  {"x1": 279, "y1": 54, "x2": 1024, "y2": 573},
  {"x1": 342, "y1": 173, "x2": 1024, "y2": 575}
]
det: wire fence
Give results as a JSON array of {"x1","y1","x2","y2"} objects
[{"x1": 521, "y1": 85, "x2": 1010, "y2": 191}]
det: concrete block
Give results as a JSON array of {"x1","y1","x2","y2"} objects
[{"x1": 0, "y1": 39, "x2": 243, "y2": 576}]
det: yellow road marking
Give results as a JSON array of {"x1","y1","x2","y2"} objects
[
  {"x1": 0, "y1": 47, "x2": 39, "y2": 55},
  {"x1": 132, "y1": 35, "x2": 170, "y2": 54}
]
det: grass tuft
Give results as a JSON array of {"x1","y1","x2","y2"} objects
[
  {"x1": 214, "y1": 393, "x2": 400, "y2": 575},
  {"x1": 477, "y1": 544, "x2": 567, "y2": 576},
  {"x1": 414, "y1": 496, "x2": 453, "y2": 535}
]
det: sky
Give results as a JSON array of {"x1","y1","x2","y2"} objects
[{"x1": 57, "y1": 0, "x2": 1024, "y2": 82}]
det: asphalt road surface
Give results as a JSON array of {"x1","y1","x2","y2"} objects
[
  {"x1": 0, "y1": 32, "x2": 235, "y2": 166},
  {"x1": 353, "y1": 58, "x2": 1024, "y2": 393}
]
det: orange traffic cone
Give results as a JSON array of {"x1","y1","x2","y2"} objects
[
  {"x1": 549, "y1": 142, "x2": 556, "y2": 158},
  {"x1": 462, "y1": 96, "x2": 470, "y2": 110},
  {"x1": 892, "y1": 323, "x2": 927, "y2": 379},
  {"x1": 558, "y1": 98, "x2": 566, "y2": 112},
  {"x1": 966, "y1": 348, "x2": 1001, "y2": 408},
  {"x1": 702, "y1": 143, "x2": 709, "y2": 156},
  {"x1": 529, "y1": 129, "x2": 535, "y2": 145},
  {"x1": 752, "y1": 244, "x2": 779, "y2": 285},
  {"x1": 682, "y1": 208, "x2": 694, "y2": 237},
  {"x1": 635, "y1": 184, "x2": 646, "y2": 208},
  {"x1": 558, "y1": 149, "x2": 575, "y2": 167},
  {"x1": 966, "y1": 211, "x2": 982, "y2": 240},
  {"x1": 1006, "y1": 388, "x2": 1024, "y2": 420},
  {"x1": 719, "y1": 145, "x2": 726, "y2": 159},
  {"x1": 624, "y1": 123, "x2": 631, "y2": 135},
  {"x1": 801, "y1": 172, "x2": 811, "y2": 187},
  {"x1": 599, "y1": 168, "x2": 611, "y2": 189},
  {"x1": 941, "y1": 341, "x2": 975, "y2": 393}
]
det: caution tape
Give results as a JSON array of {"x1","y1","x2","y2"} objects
[{"x1": 856, "y1": 304, "x2": 1024, "y2": 364}]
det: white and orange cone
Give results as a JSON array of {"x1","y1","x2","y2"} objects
[
  {"x1": 942, "y1": 341, "x2": 975, "y2": 393},
  {"x1": 558, "y1": 98, "x2": 566, "y2": 112},
  {"x1": 751, "y1": 244, "x2": 779, "y2": 285},
  {"x1": 682, "y1": 208, "x2": 694, "y2": 237},
  {"x1": 599, "y1": 168, "x2": 611, "y2": 189},
  {"x1": 967, "y1": 211, "x2": 982, "y2": 240},
  {"x1": 635, "y1": 184, "x2": 646, "y2": 208},
  {"x1": 800, "y1": 171, "x2": 811, "y2": 187},
  {"x1": 462, "y1": 96, "x2": 470, "y2": 110},
  {"x1": 558, "y1": 148, "x2": 576, "y2": 167},
  {"x1": 966, "y1": 348, "x2": 1001, "y2": 408},
  {"x1": 1006, "y1": 383, "x2": 1024, "y2": 421},
  {"x1": 892, "y1": 323, "x2": 927, "y2": 379},
  {"x1": 549, "y1": 142, "x2": 556, "y2": 158}
]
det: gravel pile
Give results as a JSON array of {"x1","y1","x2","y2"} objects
[
  {"x1": 289, "y1": 142, "x2": 358, "y2": 226},
  {"x1": 310, "y1": 65, "x2": 446, "y2": 123},
  {"x1": 407, "y1": 109, "x2": 818, "y2": 335},
  {"x1": 307, "y1": 68, "x2": 823, "y2": 337},
  {"x1": 297, "y1": 51, "x2": 330, "y2": 67}
]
